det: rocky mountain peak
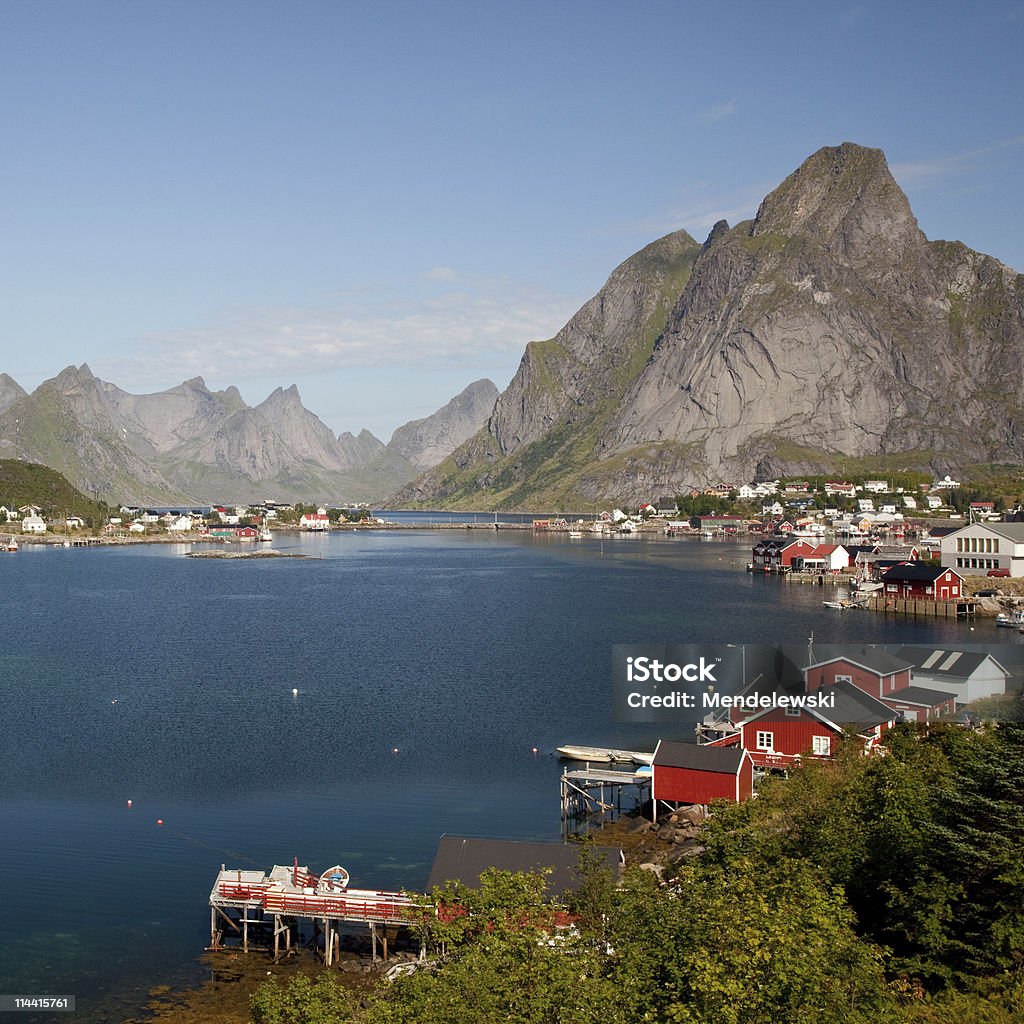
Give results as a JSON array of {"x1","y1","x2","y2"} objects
[{"x1": 751, "y1": 142, "x2": 922, "y2": 264}]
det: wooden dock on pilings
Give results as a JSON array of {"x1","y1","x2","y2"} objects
[
  {"x1": 559, "y1": 766, "x2": 651, "y2": 838},
  {"x1": 864, "y1": 595, "x2": 978, "y2": 618},
  {"x1": 209, "y1": 863, "x2": 419, "y2": 966}
]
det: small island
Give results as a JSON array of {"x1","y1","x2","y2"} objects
[{"x1": 185, "y1": 548, "x2": 305, "y2": 559}]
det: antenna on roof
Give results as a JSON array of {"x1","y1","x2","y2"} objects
[{"x1": 807, "y1": 631, "x2": 815, "y2": 667}]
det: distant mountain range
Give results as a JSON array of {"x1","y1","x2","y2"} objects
[
  {"x1": 8, "y1": 143, "x2": 1021, "y2": 512},
  {"x1": 394, "y1": 143, "x2": 1024, "y2": 509},
  {"x1": 0, "y1": 367, "x2": 497, "y2": 505}
]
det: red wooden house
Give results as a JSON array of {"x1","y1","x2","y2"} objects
[
  {"x1": 737, "y1": 681, "x2": 895, "y2": 769},
  {"x1": 878, "y1": 564, "x2": 963, "y2": 600},
  {"x1": 651, "y1": 740, "x2": 754, "y2": 818},
  {"x1": 804, "y1": 650, "x2": 913, "y2": 700},
  {"x1": 750, "y1": 538, "x2": 816, "y2": 570}
]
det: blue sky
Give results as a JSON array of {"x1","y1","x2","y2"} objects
[{"x1": 1, "y1": 1, "x2": 1022, "y2": 440}]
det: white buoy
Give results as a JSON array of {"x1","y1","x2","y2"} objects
[{"x1": 291, "y1": 688, "x2": 298, "y2": 696}]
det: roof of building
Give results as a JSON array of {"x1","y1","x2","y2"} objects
[
  {"x1": 426, "y1": 836, "x2": 622, "y2": 895},
  {"x1": 653, "y1": 740, "x2": 747, "y2": 774},
  {"x1": 893, "y1": 647, "x2": 1009, "y2": 681},
  {"x1": 945, "y1": 522, "x2": 1024, "y2": 541},
  {"x1": 806, "y1": 647, "x2": 913, "y2": 676},
  {"x1": 883, "y1": 685, "x2": 956, "y2": 708},
  {"x1": 738, "y1": 679, "x2": 893, "y2": 732},
  {"x1": 820, "y1": 680, "x2": 896, "y2": 730},
  {"x1": 880, "y1": 563, "x2": 958, "y2": 583}
]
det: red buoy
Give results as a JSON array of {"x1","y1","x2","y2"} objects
[{"x1": 156, "y1": 818, "x2": 164, "y2": 826}]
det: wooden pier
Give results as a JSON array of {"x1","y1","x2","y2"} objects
[
  {"x1": 559, "y1": 766, "x2": 650, "y2": 837},
  {"x1": 864, "y1": 595, "x2": 977, "y2": 619},
  {"x1": 209, "y1": 862, "x2": 418, "y2": 965}
]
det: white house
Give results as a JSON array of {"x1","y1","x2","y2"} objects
[
  {"x1": 762, "y1": 501, "x2": 784, "y2": 516},
  {"x1": 903, "y1": 496, "x2": 917, "y2": 509},
  {"x1": 894, "y1": 647, "x2": 1008, "y2": 704},
  {"x1": 864, "y1": 480, "x2": 889, "y2": 493},
  {"x1": 932, "y1": 475, "x2": 961, "y2": 490},
  {"x1": 858, "y1": 499, "x2": 875, "y2": 513},
  {"x1": 926, "y1": 496, "x2": 943, "y2": 510},
  {"x1": 129, "y1": 521, "x2": 146, "y2": 533},
  {"x1": 21, "y1": 514, "x2": 46, "y2": 534},
  {"x1": 65, "y1": 515, "x2": 86, "y2": 529},
  {"x1": 940, "y1": 522, "x2": 1024, "y2": 576},
  {"x1": 824, "y1": 481, "x2": 856, "y2": 497},
  {"x1": 168, "y1": 515, "x2": 193, "y2": 532},
  {"x1": 300, "y1": 507, "x2": 331, "y2": 531},
  {"x1": 0, "y1": 505, "x2": 19, "y2": 521}
]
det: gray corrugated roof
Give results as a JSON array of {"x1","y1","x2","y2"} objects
[
  {"x1": 807, "y1": 648, "x2": 913, "y2": 676},
  {"x1": 883, "y1": 686, "x2": 956, "y2": 707},
  {"x1": 880, "y1": 563, "x2": 954, "y2": 582},
  {"x1": 426, "y1": 837, "x2": 622, "y2": 894},
  {"x1": 819, "y1": 680, "x2": 894, "y2": 729},
  {"x1": 947, "y1": 522, "x2": 1024, "y2": 542},
  {"x1": 653, "y1": 740, "x2": 745, "y2": 773},
  {"x1": 894, "y1": 647, "x2": 1005, "y2": 679}
]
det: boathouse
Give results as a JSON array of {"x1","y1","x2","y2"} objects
[{"x1": 651, "y1": 740, "x2": 753, "y2": 815}]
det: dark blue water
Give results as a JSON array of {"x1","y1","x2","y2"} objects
[{"x1": 0, "y1": 530, "x2": 1007, "y2": 1019}]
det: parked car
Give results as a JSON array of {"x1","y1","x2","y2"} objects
[{"x1": 987, "y1": 568, "x2": 1011, "y2": 577}]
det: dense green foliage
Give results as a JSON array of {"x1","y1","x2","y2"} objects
[
  {"x1": 252, "y1": 724, "x2": 1024, "y2": 1023},
  {"x1": 0, "y1": 458, "x2": 109, "y2": 526}
]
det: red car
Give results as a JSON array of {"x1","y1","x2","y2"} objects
[{"x1": 987, "y1": 568, "x2": 1011, "y2": 577}]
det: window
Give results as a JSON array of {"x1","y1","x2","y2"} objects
[
  {"x1": 756, "y1": 731, "x2": 774, "y2": 751},
  {"x1": 812, "y1": 735, "x2": 831, "y2": 756},
  {"x1": 834, "y1": 674, "x2": 852, "y2": 685},
  {"x1": 784, "y1": 707, "x2": 801, "y2": 717}
]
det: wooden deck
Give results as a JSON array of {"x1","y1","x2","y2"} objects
[{"x1": 209, "y1": 863, "x2": 417, "y2": 964}]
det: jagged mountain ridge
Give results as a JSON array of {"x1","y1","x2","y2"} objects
[
  {"x1": 393, "y1": 143, "x2": 1024, "y2": 509},
  {"x1": 0, "y1": 367, "x2": 497, "y2": 505}
]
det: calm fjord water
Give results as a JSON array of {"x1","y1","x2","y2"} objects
[{"x1": 0, "y1": 528, "x2": 993, "y2": 1018}]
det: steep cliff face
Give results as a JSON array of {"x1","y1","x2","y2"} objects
[
  {"x1": 603, "y1": 143, "x2": 1023, "y2": 483},
  {"x1": 394, "y1": 143, "x2": 1024, "y2": 508},
  {"x1": 388, "y1": 378, "x2": 499, "y2": 470},
  {"x1": 392, "y1": 230, "x2": 702, "y2": 507}
]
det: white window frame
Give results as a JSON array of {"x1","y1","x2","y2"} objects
[
  {"x1": 812, "y1": 735, "x2": 831, "y2": 756},
  {"x1": 756, "y1": 730, "x2": 774, "y2": 751}
]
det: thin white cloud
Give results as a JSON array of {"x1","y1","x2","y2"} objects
[
  {"x1": 697, "y1": 98, "x2": 737, "y2": 123},
  {"x1": 423, "y1": 266, "x2": 460, "y2": 282},
  {"x1": 891, "y1": 135, "x2": 1024, "y2": 186},
  {"x1": 109, "y1": 277, "x2": 580, "y2": 390}
]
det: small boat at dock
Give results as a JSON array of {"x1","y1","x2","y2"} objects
[
  {"x1": 995, "y1": 610, "x2": 1024, "y2": 628},
  {"x1": 557, "y1": 744, "x2": 654, "y2": 765}
]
